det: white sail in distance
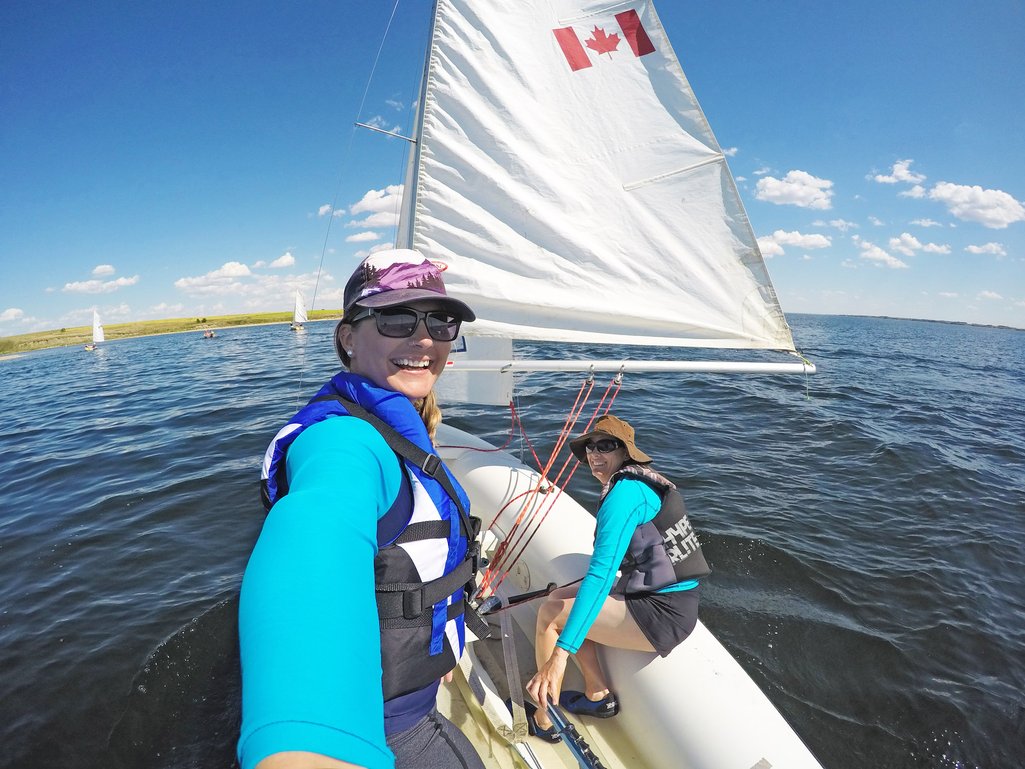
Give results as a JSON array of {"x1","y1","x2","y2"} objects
[
  {"x1": 292, "y1": 289, "x2": 308, "y2": 325},
  {"x1": 92, "y1": 310, "x2": 105, "y2": 344},
  {"x1": 398, "y1": 0, "x2": 794, "y2": 351}
]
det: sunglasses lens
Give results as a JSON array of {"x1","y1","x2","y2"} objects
[
  {"x1": 372, "y1": 307, "x2": 462, "y2": 341},
  {"x1": 425, "y1": 312, "x2": 461, "y2": 342},
  {"x1": 375, "y1": 308, "x2": 419, "y2": 337},
  {"x1": 585, "y1": 439, "x2": 621, "y2": 453}
]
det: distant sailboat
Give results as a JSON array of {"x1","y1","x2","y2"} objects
[
  {"x1": 289, "y1": 288, "x2": 308, "y2": 331},
  {"x1": 84, "y1": 310, "x2": 104, "y2": 351}
]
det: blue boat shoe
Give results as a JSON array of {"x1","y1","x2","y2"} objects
[{"x1": 559, "y1": 690, "x2": 620, "y2": 718}]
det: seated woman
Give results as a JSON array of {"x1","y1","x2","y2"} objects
[{"x1": 525, "y1": 414, "x2": 710, "y2": 741}]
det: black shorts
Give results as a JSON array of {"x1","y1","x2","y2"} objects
[{"x1": 625, "y1": 586, "x2": 700, "y2": 657}]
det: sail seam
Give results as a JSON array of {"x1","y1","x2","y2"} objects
[{"x1": 622, "y1": 154, "x2": 724, "y2": 191}]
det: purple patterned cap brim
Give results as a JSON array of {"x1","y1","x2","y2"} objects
[{"x1": 342, "y1": 250, "x2": 476, "y2": 320}]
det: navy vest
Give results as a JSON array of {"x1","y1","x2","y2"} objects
[{"x1": 603, "y1": 466, "x2": 711, "y2": 595}]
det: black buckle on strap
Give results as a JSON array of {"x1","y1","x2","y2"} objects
[{"x1": 421, "y1": 453, "x2": 441, "y2": 476}]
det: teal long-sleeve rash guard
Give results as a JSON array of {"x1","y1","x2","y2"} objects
[
  {"x1": 555, "y1": 477, "x2": 698, "y2": 655},
  {"x1": 237, "y1": 416, "x2": 401, "y2": 769}
]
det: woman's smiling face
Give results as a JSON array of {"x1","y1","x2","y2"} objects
[
  {"x1": 586, "y1": 433, "x2": 628, "y2": 485},
  {"x1": 338, "y1": 300, "x2": 453, "y2": 401}
]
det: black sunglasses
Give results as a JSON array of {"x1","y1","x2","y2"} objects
[
  {"x1": 349, "y1": 306, "x2": 462, "y2": 342},
  {"x1": 584, "y1": 438, "x2": 623, "y2": 454}
]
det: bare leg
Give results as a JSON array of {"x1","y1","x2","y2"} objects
[
  {"x1": 532, "y1": 588, "x2": 654, "y2": 728},
  {"x1": 574, "y1": 639, "x2": 610, "y2": 700}
]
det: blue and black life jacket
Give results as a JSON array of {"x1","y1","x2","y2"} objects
[
  {"x1": 260, "y1": 372, "x2": 489, "y2": 699},
  {"x1": 602, "y1": 465, "x2": 711, "y2": 595}
]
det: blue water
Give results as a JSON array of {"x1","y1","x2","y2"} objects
[{"x1": 1, "y1": 315, "x2": 1023, "y2": 769}]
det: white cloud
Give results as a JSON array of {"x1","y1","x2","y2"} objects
[
  {"x1": 150, "y1": 302, "x2": 185, "y2": 315},
  {"x1": 869, "y1": 216, "x2": 885, "y2": 226},
  {"x1": 385, "y1": 98, "x2": 404, "y2": 111},
  {"x1": 755, "y1": 170, "x2": 833, "y2": 210},
  {"x1": 252, "y1": 260, "x2": 266, "y2": 268},
  {"x1": 1, "y1": 307, "x2": 25, "y2": 321},
  {"x1": 978, "y1": 290, "x2": 1002, "y2": 301},
  {"x1": 758, "y1": 230, "x2": 832, "y2": 257},
  {"x1": 318, "y1": 204, "x2": 333, "y2": 217},
  {"x1": 62, "y1": 275, "x2": 140, "y2": 294},
  {"x1": 910, "y1": 218, "x2": 942, "y2": 227},
  {"x1": 900, "y1": 185, "x2": 926, "y2": 199},
  {"x1": 856, "y1": 239, "x2": 908, "y2": 269},
  {"x1": 873, "y1": 159, "x2": 925, "y2": 185},
  {"x1": 174, "y1": 261, "x2": 252, "y2": 292},
  {"x1": 350, "y1": 184, "x2": 404, "y2": 216},
  {"x1": 346, "y1": 231, "x2": 380, "y2": 243},
  {"x1": 827, "y1": 219, "x2": 858, "y2": 232},
  {"x1": 269, "y1": 252, "x2": 295, "y2": 268},
  {"x1": 889, "y1": 233, "x2": 922, "y2": 256},
  {"x1": 347, "y1": 211, "x2": 399, "y2": 228},
  {"x1": 965, "y1": 242, "x2": 1007, "y2": 256},
  {"x1": 938, "y1": 292, "x2": 958, "y2": 298},
  {"x1": 211, "y1": 261, "x2": 251, "y2": 278},
  {"x1": 753, "y1": 166, "x2": 771, "y2": 176},
  {"x1": 888, "y1": 233, "x2": 950, "y2": 256},
  {"x1": 722, "y1": 147, "x2": 738, "y2": 157},
  {"x1": 92, "y1": 264, "x2": 115, "y2": 276},
  {"x1": 928, "y1": 182, "x2": 1025, "y2": 228}
]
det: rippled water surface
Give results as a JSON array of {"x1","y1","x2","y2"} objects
[{"x1": 1, "y1": 315, "x2": 1023, "y2": 769}]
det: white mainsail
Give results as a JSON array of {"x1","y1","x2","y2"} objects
[
  {"x1": 399, "y1": 0, "x2": 795, "y2": 352},
  {"x1": 92, "y1": 310, "x2": 105, "y2": 344},
  {"x1": 385, "y1": 6, "x2": 824, "y2": 768},
  {"x1": 292, "y1": 289, "x2": 308, "y2": 326}
]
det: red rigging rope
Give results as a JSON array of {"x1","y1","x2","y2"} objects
[
  {"x1": 476, "y1": 373, "x2": 624, "y2": 599},
  {"x1": 477, "y1": 376, "x2": 596, "y2": 595}
]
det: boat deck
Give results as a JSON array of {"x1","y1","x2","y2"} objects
[{"x1": 438, "y1": 607, "x2": 646, "y2": 769}]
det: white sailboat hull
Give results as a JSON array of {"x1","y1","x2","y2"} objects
[{"x1": 437, "y1": 421, "x2": 822, "y2": 769}]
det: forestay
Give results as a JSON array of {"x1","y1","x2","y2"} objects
[{"x1": 399, "y1": 0, "x2": 795, "y2": 352}]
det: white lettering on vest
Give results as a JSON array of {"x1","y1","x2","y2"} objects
[{"x1": 663, "y1": 517, "x2": 700, "y2": 564}]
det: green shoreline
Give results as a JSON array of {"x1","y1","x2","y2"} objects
[{"x1": 0, "y1": 310, "x2": 343, "y2": 356}]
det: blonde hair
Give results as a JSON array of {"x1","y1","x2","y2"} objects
[{"x1": 415, "y1": 390, "x2": 443, "y2": 444}]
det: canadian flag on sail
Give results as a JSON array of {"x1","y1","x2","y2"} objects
[{"x1": 553, "y1": 9, "x2": 656, "y2": 72}]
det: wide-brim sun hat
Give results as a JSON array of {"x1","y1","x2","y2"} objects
[
  {"x1": 341, "y1": 248, "x2": 476, "y2": 320},
  {"x1": 569, "y1": 413, "x2": 652, "y2": 464}
]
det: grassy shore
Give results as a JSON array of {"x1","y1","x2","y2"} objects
[{"x1": 0, "y1": 310, "x2": 343, "y2": 355}]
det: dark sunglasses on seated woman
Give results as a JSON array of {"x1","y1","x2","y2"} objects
[
  {"x1": 348, "y1": 306, "x2": 463, "y2": 342},
  {"x1": 585, "y1": 438, "x2": 623, "y2": 454}
]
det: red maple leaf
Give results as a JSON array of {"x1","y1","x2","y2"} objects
[{"x1": 585, "y1": 26, "x2": 621, "y2": 57}]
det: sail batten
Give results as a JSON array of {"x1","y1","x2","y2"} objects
[{"x1": 402, "y1": 1, "x2": 795, "y2": 352}]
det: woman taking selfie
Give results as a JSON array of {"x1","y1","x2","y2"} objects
[{"x1": 238, "y1": 249, "x2": 486, "y2": 769}]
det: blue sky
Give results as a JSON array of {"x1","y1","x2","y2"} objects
[{"x1": 2, "y1": 0, "x2": 1024, "y2": 338}]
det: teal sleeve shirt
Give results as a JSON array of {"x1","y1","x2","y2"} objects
[
  {"x1": 237, "y1": 416, "x2": 402, "y2": 769},
  {"x1": 556, "y1": 478, "x2": 697, "y2": 654}
]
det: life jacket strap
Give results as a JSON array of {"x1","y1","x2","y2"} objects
[
  {"x1": 312, "y1": 393, "x2": 492, "y2": 640},
  {"x1": 311, "y1": 395, "x2": 474, "y2": 540}
]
